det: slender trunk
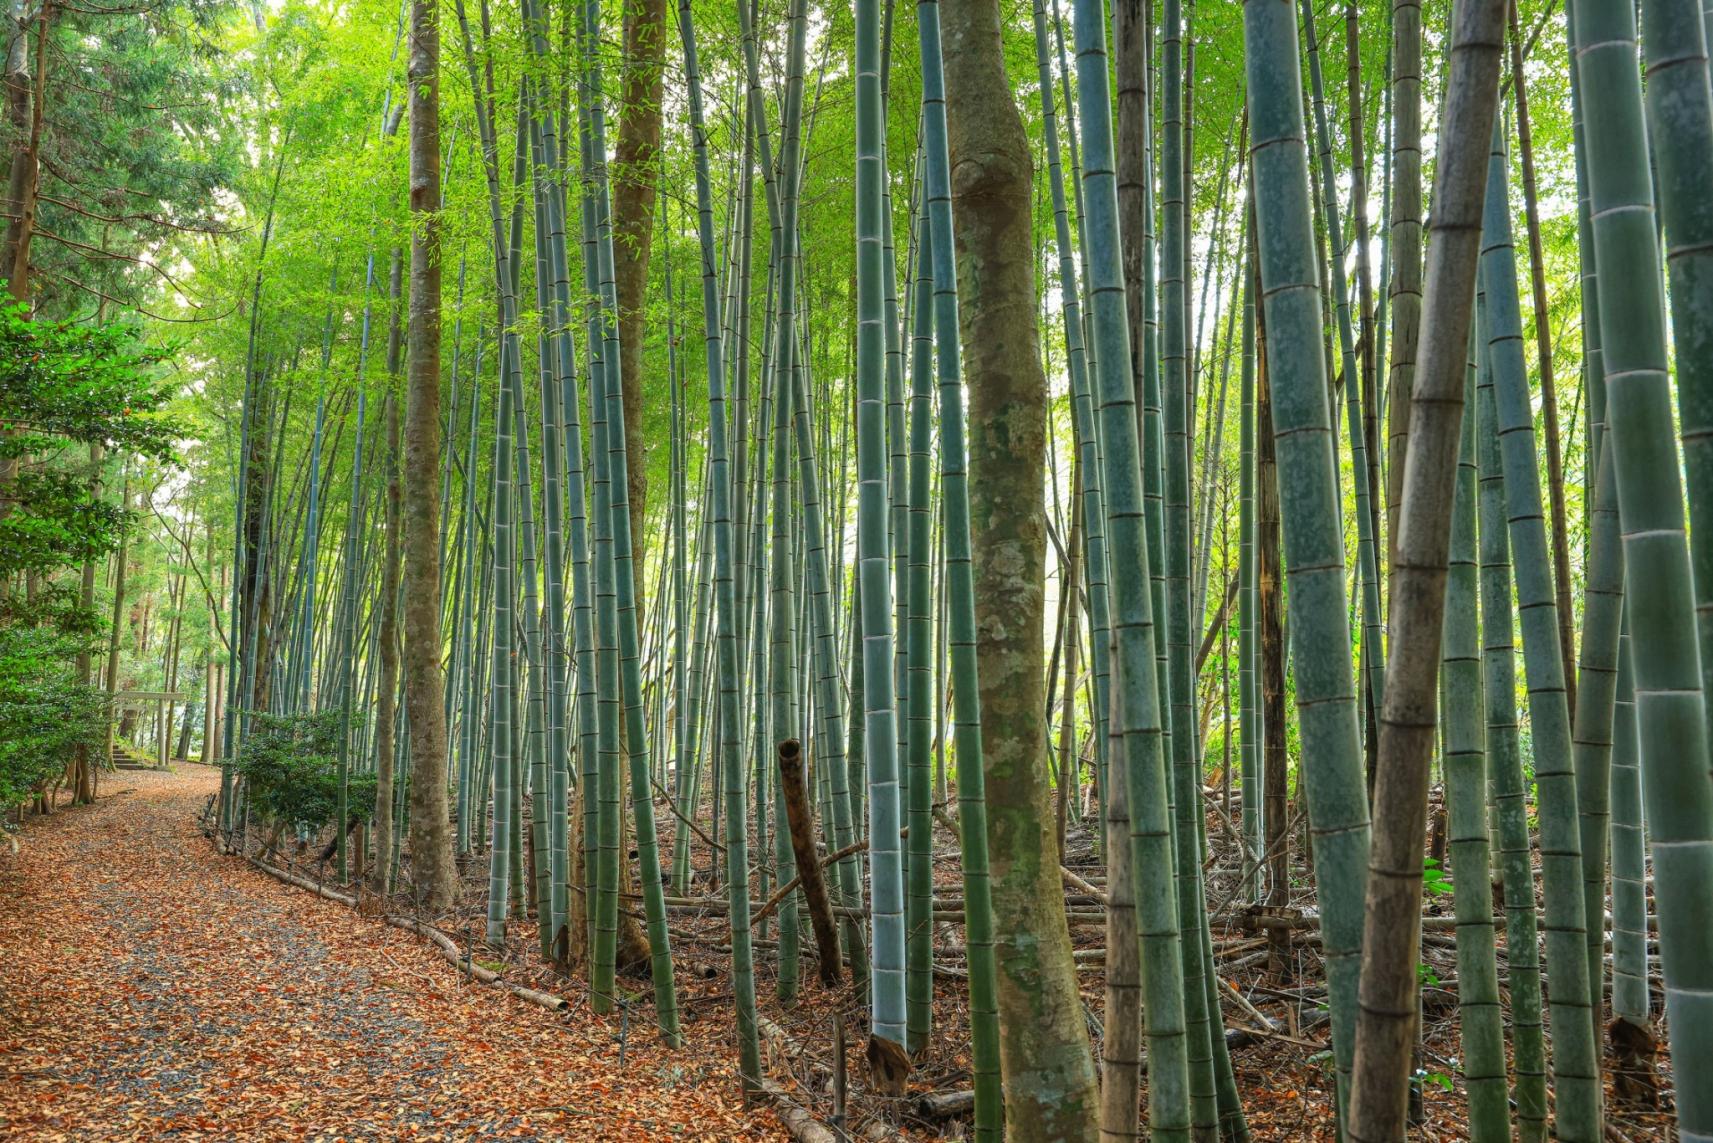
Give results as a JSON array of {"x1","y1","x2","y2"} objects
[
  {"x1": 1440, "y1": 344, "x2": 1510, "y2": 1143},
  {"x1": 1242, "y1": 0, "x2": 1372, "y2": 1110},
  {"x1": 1385, "y1": 0, "x2": 1423, "y2": 562},
  {"x1": 373, "y1": 394, "x2": 401, "y2": 897},
  {"x1": 1508, "y1": 0, "x2": 1576, "y2": 721},
  {"x1": 677, "y1": 0, "x2": 761, "y2": 1083},
  {"x1": 1349, "y1": 4, "x2": 1504, "y2": 1134},
  {"x1": 1474, "y1": 295, "x2": 1548, "y2": 1142},
  {"x1": 72, "y1": 442, "x2": 101, "y2": 804},
  {"x1": 1255, "y1": 268, "x2": 1289, "y2": 975},
  {"x1": 1073, "y1": 0, "x2": 1193, "y2": 1135},
  {"x1": 0, "y1": 1, "x2": 47, "y2": 305},
  {"x1": 1483, "y1": 116, "x2": 1602, "y2": 1141}
]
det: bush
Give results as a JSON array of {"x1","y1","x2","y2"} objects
[
  {"x1": 233, "y1": 708, "x2": 373, "y2": 834},
  {"x1": 0, "y1": 623, "x2": 107, "y2": 808}
]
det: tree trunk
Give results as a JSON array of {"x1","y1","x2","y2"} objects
[
  {"x1": 0, "y1": 0, "x2": 47, "y2": 305},
  {"x1": 611, "y1": 0, "x2": 666, "y2": 559},
  {"x1": 1349, "y1": 3, "x2": 1506, "y2": 1133},
  {"x1": 1508, "y1": 0, "x2": 1576, "y2": 722},
  {"x1": 941, "y1": 0, "x2": 1100, "y2": 1134},
  {"x1": 1116, "y1": 0, "x2": 1147, "y2": 419},
  {"x1": 241, "y1": 392, "x2": 274, "y2": 718},
  {"x1": 404, "y1": 0, "x2": 456, "y2": 913},
  {"x1": 71, "y1": 441, "x2": 101, "y2": 804},
  {"x1": 1386, "y1": 0, "x2": 1424, "y2": 565}
]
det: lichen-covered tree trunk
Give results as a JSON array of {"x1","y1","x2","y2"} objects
[
  {"x1": 403, "y1": 0, "x2": 456, "y2": 912},
  {"x1": 941, "y1": 0, "x2": 1099, "y2": 1134},
  {"x1": 611, "y1": 0, "x2": 665, "y2": 554}
]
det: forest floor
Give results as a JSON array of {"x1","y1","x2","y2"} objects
[
  {"x1": 0, "y1": 764, "x2": 778, "y2": 1142},
  {"x1": 0, "y1": 764, "x2": 1679, "y2": 1142}
]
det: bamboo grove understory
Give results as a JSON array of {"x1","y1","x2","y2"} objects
[{"x1": 19, "y1": 0, "x2": 1713, "y2": 1136}]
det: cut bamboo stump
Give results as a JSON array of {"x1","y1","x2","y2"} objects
[{"x1": 776, "y1": 738, "x2": 841, "y2": 986}]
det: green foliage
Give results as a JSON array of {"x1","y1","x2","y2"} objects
[
  {"x1": 234, "y1": 709, "x2": 373, "y2": 833},
  {"x1": 0, "y1": 620, "x2": 107, "y2": 809},
  {"x1": 0, "y1": 300, "x2": 180, "y2": 576},
  {"x1": 21, "y1": 0, "x2": 240, "y2": 318},
  {"x1": 1420, "y1": 1069, "x2": 1454, "y2": 1094},
  {"x1": 1422, "y1": 856, "x2": 1453, "y2": 897}
]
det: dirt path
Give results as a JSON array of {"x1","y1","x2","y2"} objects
[{"x1": 0, "y1": 766, "x2": 773, "y2": 1141}]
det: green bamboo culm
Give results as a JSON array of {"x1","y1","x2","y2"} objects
[
  {"x1": 1071, "y1": 0, "x2": 1193, "y2": 1135},
  {"x1": 1608, "y1": 623, "x2": 1649, "y2": 1029},
  {"x1": 765, "y1": 0, "x2": 813, "y2": 1005},
  {"x1": 856, "y1": 0, "x2": 907, "y2": 1059},
  {"x1": 904, "y1": 191, "x2": 935, "y2": 1055},
  {"x1": 333, "y1": 388, "x2": 368, "y2": 881},
  {"x1": 787, "y1": 234, "x2": 868, "y2": 997},
  {"x1": 676, "y1": 0, "x2": 761, "y2": 1087},
  {"x1": 1473, "y1": 298, "x2": 1547, "y2": 1143},
  {"x1": 1030, "y1": 0, "x2": 1111, "y2": 811},
  {"x1": 1480, "y1": 115, "x2": 1600, "y2": 1141},
  {"x1": 916, "y1": 0, "x2": 1003, "y2": 1128},
  {"x1": 1298, "y1": 0, "x2": 1384, "y2": 730},
  {"x1": 485, "y1": 317, "x2": 517, "y2": 949},
  {"x1": 574, "y1": 67, "x2": 609, "y2": 966},
  {"x1": 525, "y1": 0, "x2": 596, "y2": 961},
  {"x1": 1443, "y1": 339, "x2": 1509, "y2": 1143},
  {"x1": 1579, "y1": 0, "x2": 1713, "y2": 1133},
  {"x1": 1160, "y1": 3, "x2": 1222, "y2": 1129},
  {"x1": 1237, "y1": 217, "x2": 1262, "y2": 895},
  {"x1": 599, "y1": 306, "x2": 682, "y2": 1041},
  {"x1": 1240, "y1": 0, "x2": 1370, "y2": 1112},
  {"x1": 1642, "y1": 0, "x2": 1713, "y2": 763},
  {"x1": 569, "y1": 72, "x2": 619, "y2": 1021},
  {"x1": 586, "y1": 263, "x2": 625, "y2": 1016},
  {"x1": 1032, "y1": 0, "x2": 1131, "y2": 1129},
  {"x1": 768, "y1": 234, "x2": 802, "y2": 1004},
  {"x1": 1572, "y1": 446, "x2": 1623, "y2": 1027},
  {"x1": 530, "y1": 157, "x2": 572, "y2": 959}
]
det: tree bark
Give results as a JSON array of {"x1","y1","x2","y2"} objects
[
  {"x1": 0, "y1": 0, "x2": 47, "y2": 305},
  {"x1": 1349, "y1": 1, "x2": 1506, "y2": 1134},
  {"x1": 941, "y1": 0, "x2": 1100, "y2": 1135},
  {"x1": 611, "y1": 0, "x2": 666, "y2": 559},
  {"x1": 404, "y1": 0, "x2": 456, "y2": 913}
]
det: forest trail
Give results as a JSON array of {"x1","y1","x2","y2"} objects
[{"x1": 0, "y1": 766, "x2": 774, "y2": 1142}]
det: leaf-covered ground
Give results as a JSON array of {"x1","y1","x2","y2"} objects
[{"x1": 0, "y1": 766, "x2": 778, "y2": 1141}]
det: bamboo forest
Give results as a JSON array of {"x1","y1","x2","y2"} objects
[{"x1": 6, "y1": 0, "x2": 1713, "y2": 1137}]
